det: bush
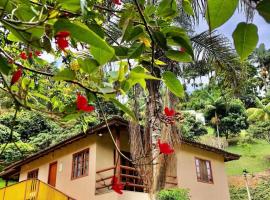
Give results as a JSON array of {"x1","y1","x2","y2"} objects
[
  {"x1": 157, "y1": 188, "x2": 190, "y2": 200},
  {"x1": 247, "y1": 121, "x2": 270, "y2": 143},
  {"x1": 230, "y1": 179, "x2": 270, "y2": 200}
]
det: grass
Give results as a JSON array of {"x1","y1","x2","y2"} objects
[{"x1": 226, "y1": 139, "x2": 270, "y2": 176}]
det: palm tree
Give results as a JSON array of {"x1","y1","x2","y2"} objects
[{"x1": 247, "y1": 98, "x2": 270, "y2": 122}]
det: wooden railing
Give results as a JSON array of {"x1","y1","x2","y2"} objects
[
  {"x1": 96, "y1": 165, "x2": 146, "y2": 193},
  {"x1": 96, "y1": 165, "x2": 178, "y2": 194},
  {"x1": 0, "y1": 179, "x2": 75, "y2": 200}
]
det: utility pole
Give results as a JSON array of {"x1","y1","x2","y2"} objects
[{"x1": 243, "y1": 169, "x2": 252, "y2": 200}]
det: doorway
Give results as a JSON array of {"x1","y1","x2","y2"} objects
[{"x1": 48, "y1": 162, "x2": 57, "y2": 187}]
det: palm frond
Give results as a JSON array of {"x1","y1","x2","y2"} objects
[{"x1": 191, "y1": 31, "x2": 237, "y2": 65}]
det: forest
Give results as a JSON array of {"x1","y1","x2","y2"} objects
[{"x1": 0, "y1": 0, "x2": 269, "y2": 200}]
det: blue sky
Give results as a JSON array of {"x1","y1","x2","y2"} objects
[{"x1": 196, "y1": 11, "x2": 270, "y2": 49}]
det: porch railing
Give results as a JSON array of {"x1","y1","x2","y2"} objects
[
  {"x1": 95, "y1": 166, "x2": 178, "y2": 194},
  {"x1": 0, "y1": 179, "x2": 75, "y2": 200},
  {"x1": 95, "y1": 165, "x2": 146, "y2": 193}
]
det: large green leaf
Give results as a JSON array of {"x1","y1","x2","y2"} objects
[
  {"x1": 123, "y1": 66, "x2": 159, "y2": 91},
  {"x1": 57, "y1": 0, "x2": 81, "y2": 12},
  {"x1": 110, "y1": 98, "x2": 137, "y2": 121},
  {"x1": 78, "y1": 58, "x2": 99, "y2": 74},
  {"x1": 165, "y1": 50, "x2": 192, "y2": 62},
  {"x1": 128, "y1": 43, "x2": 145, "y2": 59},
  {"x1": 161, "y1": 26, "x2": 194, "y2": 58},
  {"x1": 257, "y1": 0, "x2": 270, "y2": 23},
  {"x1": 0, "y1": 56, "x2": 11, "y2": 75},
  {"x1": 157, "y1": 0, "x2": 177, "y2": 19},
  {"x1": 162, "y1": 71, "x2": 184, "y2": 98},
  {"x1": 125, "y1": 25, "x2": 144, "y2": 42},
  {"x1": 54, "y1": 20, "x2": 115, "y2": 65},
  {"x1": 53, "y1": 68, "x2": 76, "y2": 81},
  {"x1": 206, "y1": 0, "x2": 238, "y2": 30},
  {"x1": 232, "y1": 22, "x2": 258, "y2": 60}
]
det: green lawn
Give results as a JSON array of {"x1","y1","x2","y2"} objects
[{"x1": 226, "y1": 139, "x2": 270, "y2": 176}]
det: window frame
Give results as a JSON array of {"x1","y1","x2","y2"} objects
[
  {"x1": 194, "y1": 157, "x2": 214, "y2": 184},
  {"x1": 71, "y1": 148, "x2": 89, "y2": 180},
  {"x1": 27, "y1": 169, "x2": 39, "y2": 179}
]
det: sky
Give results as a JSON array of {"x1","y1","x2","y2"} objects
[{"x1": 195, "y1": 10, "x2": 270, "y2": 48}]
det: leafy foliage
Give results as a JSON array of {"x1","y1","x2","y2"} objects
[
  {"x1": 180, "y1": 112, "x2": 207, "y2": 140},
  {"x1": 158, "y1": 188, "x2": 190, "y2": 200}
]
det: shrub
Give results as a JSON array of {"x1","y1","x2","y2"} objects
[{"x1": 157, "y1": 188, "x2": 190, "y2": 200}]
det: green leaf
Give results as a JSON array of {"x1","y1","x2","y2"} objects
[
  {"x1": 153, "y1": 31, "x2": 167, "y2": 50},
  {"x1": 54, "y1": 20, "x2": 114, "y2": 65},
  {"x1": 165, "y1": 50, "x2": 192, "y2": 62},
  {"x1": 90, "y1": 46, "x2": 113, "y2": 66},
  {"x1": 125, "y1": 25, "x2": 144, "y2": 42},
  {"x1": 118, "y1": 62, "x2": 128, "y2": 82},
  {"x1": 162, "y1": 71, "x2": 184, "y2": 98},
  {"x1": 162, "y1": 26, "x2": 194, "y2": 58},
  {"x1": 206, "y1": 0, "x2": 238, "y2": 30},
  {"x1": 57, "y1": 0, "x2": 81, "y2": 12},
  {"x1": 7, "y1": 33, "x2": 21, "y2": 42},
  {"x1": 78, "y1": 58, "x2": 99, "y2": 74},
  {"x1": 257, "y1": 0, "x2": 270, "y2": 23},
  {"x1": 232, "y1": 22, "x2": 259, "y2": 60},
  {"x1": 0, "y1": 56, "x2": 11, "y2": 75},
  {"x1": 183, "y1": 0, "x2": 194, "y2": 16},
  {"x1": 124, "y1": 66, "x2": 159, "y2": 90},
  {"x1": 53, "y1": 68, "x2": 76, "y2": 81},
  {"x1": 128, "y1": 43, "x2": 145, "y2": 59},
  {"x1": 113, "y1": 46, "x2": 129, "y2": 58},
  {"x1": 157, "y1": 0, "x2": 177, "y2": 19},
  {"x1": 110, "y1": 98, "x2": 137, "y2": 121}
]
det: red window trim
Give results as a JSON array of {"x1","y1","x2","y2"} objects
[
  {"x1": 71, "y1": 148, "x2": 89, "y2": 180},
  {"x1": 194, "y1": 157, "x2": 214, "y2": 184},
  {"x1": 27, "y1": 168, "x2": 39, "y2": 179}
]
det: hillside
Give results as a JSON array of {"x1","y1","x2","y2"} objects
[{"x1": 226, "y1": 139, "x2": 270, "y2": 176}]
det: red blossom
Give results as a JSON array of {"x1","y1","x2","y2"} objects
[
  {"x1": 76, "y1": 94, "x2": 95, "y2": 112},
  {"x1": 113, "y1": 0, "x2": 121, "y2": 5},
  {"x1": 179, "y1": 47, "x2": 186, "y2": 53},
  {"x1": 158, "y1": 139, "x2": 174, "y2": 155},
  {"x1": 28, "y1": 52, "x2": 33, "y2": 59},
  {"x1": 55, "y1": 31, "x2": 70, "y2": 51},
  {"x1": 164, "y1": 107, "x2": 175, "y2": 117},
  {"x1": 35, "y1": 50, "x2": 41, "y2": 56},
  {"x1": 20, "y1": 52, "x2": 28, "y2": 60},
  {"x1": 11, "y1": 68, "x2": 23, "y2": 85},
  {"x1": 111, "y1": 176, "x2": 124, "y2": 194}
]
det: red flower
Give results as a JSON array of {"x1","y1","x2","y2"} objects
[
  {"x1": 56, "y1": 31, "x2": 70, "y2": 38},
  {"x1": 179, "y1": 47, "x2": 186, "y2": 53},
  {"x1": 164, "y1": 107, "x2": 175, "y2": 117},
  {"x1": 11, "y1": 68, "x2": 23, "y2": 85},
  {"x1": 113, "y1": 0, "x2": 121, "y2": 5},
  {"x1": 28, "y1": 52, "x2": 33, "y2": 59},
  {"x1": 35, "y1": 50, "x2": 41, "y2": 56},
  {"x1": 20, "y1": 52, "x2": 28, "y2": 60},
  {"x1": 55, "y1": 31, "x2": 70, "y2": 51},
  {"x1": 111, "y1": 176, "x2": 124, "y2": 194},
  {"x1": 158, "y1": 139, "x2": 174, "y2": 155},
  {"x1": 76, "y1": 94, "x2": 95, "y2": 112}
]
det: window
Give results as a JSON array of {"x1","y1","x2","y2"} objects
[
  {"x1": 27, "y1": 169, "x2": 39, "y2": 179},
  {"x1": 195, "y1": 158, "x2": 213, "y2": 183},
  {"x1": 71, "y1": 149, "x2": 89, "y2": 179}
]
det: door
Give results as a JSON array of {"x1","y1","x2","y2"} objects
[{"x1": 48, "y1": 162, "x2": 57, "y2": 187}]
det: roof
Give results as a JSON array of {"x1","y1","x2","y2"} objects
[{"x1": 0, "y1": 117, "x2": 240, "y2": 178}]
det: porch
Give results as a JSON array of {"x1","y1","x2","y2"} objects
[
  {"x1": 0, "y1": 179, "x2": 75, "y2": 200},
  {"x1": 95, "y1": 165, "x2": 178, "y2": 195}
]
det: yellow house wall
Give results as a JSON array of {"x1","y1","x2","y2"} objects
[
  {"x1": 176, "y1": 144, "x2": 230, "y2": 200},
  {"x1": 19, "y1": 136, "x2": 97, "y2": 200}
]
